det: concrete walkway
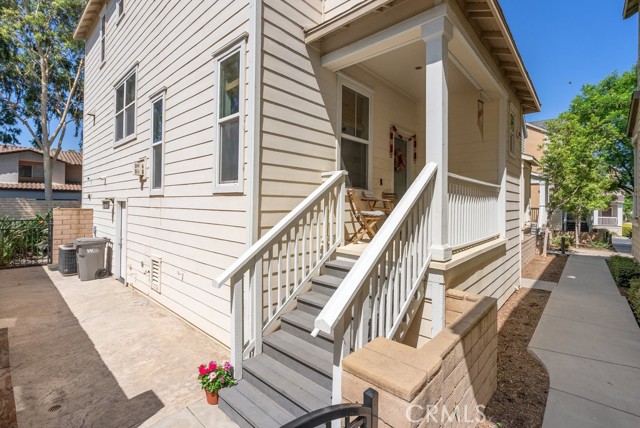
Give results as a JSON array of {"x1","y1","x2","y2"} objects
[
  {"x1": 0, "y1": 267, "x2": 237, "y2": 428},
  {"x1": 529, "y1": 254, "x2": 640, "y2": 427},
  {"x1": 612, "y1": 236, "x2": 633, "y2": 256}
]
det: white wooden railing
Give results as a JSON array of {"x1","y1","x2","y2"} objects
[
  {"x1": 448, "y1": 173, "x2": 500, "y2": 251},
  {"x1": 212, "y1": 171, "x2": 347, "y2": 378},
  {"x1": 594, "y1": 216, "x2": 618, "y2": 226},
  {"x1": 313, "y1": 162, "x2": 438, "y2": 404}
]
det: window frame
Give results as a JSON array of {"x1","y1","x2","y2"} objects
[
  {"x1": 18, "y1": 161, "x2": 45, "y2": 183},
  {"x1": 116, "y1": 0, "x2": 125, "y2": 21},
  {"x1": 113, "y1": 67, "x2": 138, "y2": 147},
  {"x1": 149, "y1": 91, "x2": 166, "y2": 196},
  {"x1": 212, "y1": 42, "x2": 245, "y2": 194},
  {"x1": 99, "y1": 9, "x2": 106, "y2": 65},
  {"x1": 508, "y1": 104, "x2": 519, "y2": 158},
  {"x1": 337, "y1": 74, "x2": 374, "y2": 190}
]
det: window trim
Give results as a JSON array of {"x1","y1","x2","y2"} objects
[
  {"x1": 337, "y1": 74, "x2": 374, "y2": 190},
  {"x1": 116, "y1": 0, "x2": 125, "y2": 22},
  {"x1": 212, "y1": 42, "x2": 245, "y2": 194},
  {"x1": 149, "y1": 91, "x2": 166, "y2": 196},
  {"x1": 113, "y1": 67, "x2": 138, "y2": 147},
  {"x1": 18, "y1": 161, "x2": 45, "y2": 183},
  {"x1": 508, "y1": 104, "x2": 519, "y2": 159},
  {"x1": 99, "y1": 8, "x2": 106, "y2": 65}
]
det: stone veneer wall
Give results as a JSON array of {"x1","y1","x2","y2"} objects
[
  {"x1": 342, "y1": 290, "x2": 497, "y2": 428},
  {"x1": 51, "y1": 208, "x2": 93, "y2": 265},
  {"x1": 0, "y1": 199, "x2": 80, "y2": 219}
]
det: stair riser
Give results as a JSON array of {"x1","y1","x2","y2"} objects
[
  {"x1": 218, "y1": 397, "x2": 254, "y2": 428},
  {"x1": 281, "y1": 319, "x2": 334, "y2": 352},
  {"x1": 264, "y1": 343, "x2": 332, "y2": 390},
  {"x1": 323, "y1": 266, "x2": 350, "y2": 279},
  {"x1": 296, "y1": 300, "x2": 323, "y2": 316},
  {"x1": 243, "y1": 369, "x2": 307, "y2": 415},
  {"x1": 311, "y1": 282, "x2": 338, "y2": 296}
]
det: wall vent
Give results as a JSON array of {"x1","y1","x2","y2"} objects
[{"x1": 150, "y1": 256, "x2": 162, "y2": 293}]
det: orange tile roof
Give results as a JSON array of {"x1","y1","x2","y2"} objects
[
  {"x1": 0, "y1": 145, "x2": 82, "y2": 165},
  {"x1": 0, "y1": 182, "x2": 82, "y2": 191}
]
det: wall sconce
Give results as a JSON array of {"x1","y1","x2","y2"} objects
[{"x1": 102, "y1": 198, "x2": 114, "y2": 209}]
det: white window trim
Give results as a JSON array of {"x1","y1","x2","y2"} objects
[
  {"x1": 99, "y1": 8, "x2": 106, "y2": 66},
  {"x1": 149, "y1": 91, "x2": 166, "y2": 196},
  {"x1": 508, "y1": 103, "x2": 518, "y2": 159},
  {"x1": 113, "y1": 67, "x2": 138, "y2": 147},
  {"x1": 213, "y1": 42, "x2": 245, "y2": 194},
  {"x1": 337, "y1": 73, "x2": 374, "y2": 190},
  {"x1": 116, "y1": 0, "x2": 125, "y2": 23}
]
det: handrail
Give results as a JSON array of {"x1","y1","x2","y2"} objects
[
  {"x1": 448, "y1": 172, "x2": 501, "y2": 189},
  {"x1": 313, "y1": 162, "x2": 437, "y2": 336},
  {"x1": 212, "y1": 170, "x2": 347, "y2": 289}
]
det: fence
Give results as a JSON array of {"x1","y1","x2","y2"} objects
[{"x1": 0, "y1": 215, "x2": 52, "y2": 269}]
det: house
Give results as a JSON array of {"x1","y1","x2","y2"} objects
[
  {"x1": 523, "y1": 120, "x2": 548, "y2": 230},
  {"x1": 0, "y1": 146, "x2": 82, "y2": 201},
  {"x1": 75, "y1": 0, "x2": 539, "y2": 423},
  {"x1": 624, "y1": 0, "x2": 640, "y2": 260}
]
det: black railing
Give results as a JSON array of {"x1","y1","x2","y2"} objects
[
  {"x1": 281, "y1": 389, "x2": 378, "y2": 428},
  {"x1": 0, "y1": 216, "x2": 53, "y2": 269}
]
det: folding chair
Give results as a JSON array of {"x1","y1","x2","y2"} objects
[{"x1": 347, "y1": 189, "x2": 385, "y2": 243}]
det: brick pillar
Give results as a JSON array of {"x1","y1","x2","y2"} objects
[{"x1": 51, "y1": 208, "x2": 93, "y2": 265}]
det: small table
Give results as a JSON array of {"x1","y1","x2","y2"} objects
[{"x1": 360, "y1": 196, "x2": 393, "y2": 215}]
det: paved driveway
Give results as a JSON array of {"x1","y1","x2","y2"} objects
[{"x1": 0, "y1": 267, "x2": 236, "y2": 427}]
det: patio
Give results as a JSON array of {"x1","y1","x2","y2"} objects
[{"x1": 0, "y1": 267, "x2": 236, "y2": 427}]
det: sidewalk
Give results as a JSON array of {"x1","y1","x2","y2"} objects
[{"x1": 529, "y1": 254, "x2": 640, "y2": 427}]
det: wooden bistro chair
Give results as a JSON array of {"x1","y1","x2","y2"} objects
[
  {"x1": 381, "y1": 192, "x2": 398, "y2": 210},
  {"x1": 347, "y1": 189, "x2": 386, "y2": 243}
]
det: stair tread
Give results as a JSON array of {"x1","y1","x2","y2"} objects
[
  {"x1": 263, "y1": 330, "x2": 333, "y2": 377},
  {"x1": 282, "y1": 310, "x2": 333, "y2": 341},
  {"x1": 245, "y1": 354, "x2": 331, "y2": 410},
  {"x1": 297, "y1": 290, "x2": 331, "y2": 307},
  {"x1": 312, "y1": 274, "x2": 343, "y2": 287},
  {"x1": 220, "y1": 382, "x2": 295, "y2": 428},
  {"x1": 325, "y1": 259, "x2": 356, "y2": 270}
]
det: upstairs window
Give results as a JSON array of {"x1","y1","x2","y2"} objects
[
  {"x1": 150, "y1": 94, "x2": 165, "y2": 195},
  {"x1": 100, "y1": 13, "x2": 106, "y2": 64},
  {"x1": 117, "y1": 0, "x2": 124, "y2": 19},
  {"x1": 18, "y1": 162, "x2": 44, "y2": 183},
  {"x1": 115, "y1": 69, "x2": 136, "y2": 145}
]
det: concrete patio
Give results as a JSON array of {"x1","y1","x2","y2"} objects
[
  {"x1": 0, "y1": 266, "x2": 238, "y2": 428},
  {"x1": 530, "y1": 254, "x2": 640, "y2": 427}
]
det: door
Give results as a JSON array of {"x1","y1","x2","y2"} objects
[
  {"x1": 394, "y1": 136, "x2": 409, "y2": 198},
  {"x1": 117, "y1": 201, "x2": 127, "y2": 282}
]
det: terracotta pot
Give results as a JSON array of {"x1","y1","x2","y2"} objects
[{"x1": 205, "y1": 390, "x2": 219, "y2": 405}]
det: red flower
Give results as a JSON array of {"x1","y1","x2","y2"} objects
[
  {"x1": 198, "y1": 364, "x2": 207, "y2": 376},
  {"x1": 208, "y1": 361, "x2": 217, "y2": 372}
]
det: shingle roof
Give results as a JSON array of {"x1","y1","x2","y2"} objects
[
  {"x1": 0, "y1": 182, "x2": 82, "y2": 191},
  {"x1": 0, "y1": 146, "x2": 82, "y2": 165},
  {"x1": 528, "y1": 120, "x2": 551, "y2": 131}
]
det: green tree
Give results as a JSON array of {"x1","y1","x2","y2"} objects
[{"x1": 0, "y1": 0, "x2": 84, "y2": 201}]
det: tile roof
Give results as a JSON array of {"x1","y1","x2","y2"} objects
[
  {"x1": 0, "y1": 182, "x2": 82, "y2": 191},
  {"x1": 0, "y1": 145, "x2": 82, "y2": 165}
]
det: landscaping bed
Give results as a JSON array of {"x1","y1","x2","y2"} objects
[
  {"x1": 521, "y1": 254, "x2": 568, "y2": 283},
  {"x1": 606, "y1": 255, "x2": 640, "y2": 326}
]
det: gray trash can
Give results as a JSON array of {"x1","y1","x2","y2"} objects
[{"x1": 75, "y1": 237, "x2": 110, "y2": 281}]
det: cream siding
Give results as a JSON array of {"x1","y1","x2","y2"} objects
[
  {"x1": 82, "y1": 0, "x2": 251, "y2": 346},
  {"x1": 324, "y1": 0, "x2": 366, "y2": 21}
]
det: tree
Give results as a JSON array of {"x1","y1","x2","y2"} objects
[
  {"x1": 540, "y1": 113, "x2": 613, "y2": 253},
  {"x1": 0, "y1": 0, "x2": 85, "y2": 201}
]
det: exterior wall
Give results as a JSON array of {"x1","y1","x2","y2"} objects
[
  {"x1": 0, "y1": 199, "x2": 80, "y2": 219},
  {"x1": 524, "y1": 124, "x2": 545, "y2": 171},
  {"x1": 0, "y1": 152, "x2": 66, "y2": 184},
  {"x1": 521, "y1": 234, "x2": 536, "y2": 268},
  {"x1": 531, "y1": 182, "x2": 540, "y2": 209},
  {"x1": 51, "y1": 208, "x2": 94, "y2": 265},
  {"x1": 81, "y1": 0, "x2": 251, "y2": 346},
  {"x1": 65, "y1": 164, "x2": 83, "y2": 184},
  {"x1": 0, "y1": 190, "x2": 81, "y2": 201},
  {"x1": 323, "y1": 0, "x2": 365, "y2": 21}
]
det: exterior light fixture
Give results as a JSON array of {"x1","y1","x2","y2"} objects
[{"x1": 102, "y1": 198, "x2": 114, "y2": 209}]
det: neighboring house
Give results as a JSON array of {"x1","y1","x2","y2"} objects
[
  {"x1": 624, "y1": 0, "x2": 640, "y2": 260},
  {"x1": 75, "y1": 0, "x2": 539, "y2": 422},
  {"x1": 593, "y1": 193, "x2": 625, "y2": 235},
  {"x1": 523, "y1": 120, "x2": 549, "y2": 230},
  {"x1": 0, "y1": 146, "x2": 82, "y2": 201}
]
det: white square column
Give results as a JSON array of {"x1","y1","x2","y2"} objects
[{"x1": 422, "y1": 16, "x2": 453, "y2": 263}]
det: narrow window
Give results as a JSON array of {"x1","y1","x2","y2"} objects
[
  {"x1": 100, "y1": 14, "x2": 106, "y2": 63},
  {"x1": 150, "y1": 94, "x2": 165, "y2": 195},
  {"x1": 340, "y1": 82, "x2": 371, "y2": 189},
  {"x1": 114, "y1": 69, "x2": 136, "y2": 144},
  {"x1": 509, "y1": 112, "x2": 516, "y2": 155},
  {"x1": 117, "y1": 0, "x2": 124, "y2": 18},
  {"x1": 214, "y1": 47, "x2": 244, "y2": 193}
]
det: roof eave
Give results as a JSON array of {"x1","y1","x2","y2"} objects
[
  {"x1": 627, "y1": 90, "x2": 640, "y2": 138},
  {"x1": 623, "y1": 0, "x2": 639, "y2": 19},
  {"x1": 74, "y1": 0, "x2": 105, "y2": 40}
]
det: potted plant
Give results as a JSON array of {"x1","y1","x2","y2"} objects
[{"x1": 197, "y1": 360, "x2": 236, "y2": 405}]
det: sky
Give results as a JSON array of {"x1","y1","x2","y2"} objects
[{"x1": 13, "y1": 0, "x2": 639, "y2": 150}]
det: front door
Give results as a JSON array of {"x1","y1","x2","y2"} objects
[
  {"x1": 394, "y1": 136, "x2": 409, "y2": 198},
  {"x1": 117, "y1": 201, "x2": 127, "y2": 282}
]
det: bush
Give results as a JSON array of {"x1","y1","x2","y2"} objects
[
  {"x1": 551, "y1": 234, "x2": 573, "y2": 249},
  {"x1": 629, "y1": 279, "x2": 640, "y2": 321},
  {"x1": 608, "y1": 255, "x2": 640, "y2": 288},
  {"x1": 622, "y1": 222, "x2": 632, "y2": 238}
]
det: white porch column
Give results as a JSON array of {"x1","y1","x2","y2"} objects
[
  {"x1": 497, "y1": 98, "x2": 508, "y2": 237},
  {"x1": 539, "y1": 179, "x2": 548, "y2": 228},
  {"x1": 422, "y1": 16, "x2": 453, "y2": 262},
  {"x1": 617, "y1": 200, "x2": 624, "y2": 226},
  {"x1": 593, "y1": 209, "x2": 599, "y2": 227}
]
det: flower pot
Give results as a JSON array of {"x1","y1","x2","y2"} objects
[{"x1": 205, "y1": 390, "x2": 219, "y2": 405}]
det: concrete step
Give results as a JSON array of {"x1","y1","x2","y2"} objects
[
  {"x1": 281, "y1": 309, "x2": 334, "y2": 352},
  {"x1": 218, "y1": 380, "x2": 298, "y2": 428},
  {"x1": 296, "y1": 290, "x2": 330, "y2": 316},
  {"x1": 243, "y1": 354, "x2": 331, "y2": 414},
  {"x1": 311, "y1": 274, "x2": 343, "y2": 296},
  {"x1": 263, "y1": 330, "x2": 333, "y2": 390},
  {"x1": 323, "y1": 259, "x2": 355, "y2": 278}
]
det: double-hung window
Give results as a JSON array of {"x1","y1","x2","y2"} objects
[
  {"x1": 150, "y1": 93, "x2": 165, "y2": 195},
  {"x1": 213, "y1": 46, "x2": 244, "y2": 193},
  {"x1": 115, "y1": 69, "x2": 136, "y2": 145},
  {"x1": 339, "y1": 78, "x2": 372, "y2": 189}
]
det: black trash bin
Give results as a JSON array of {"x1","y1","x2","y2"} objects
[{"x1": 75, "y1": 237, "x2": 110, "y2": 281}]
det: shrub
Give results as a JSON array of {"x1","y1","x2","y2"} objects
[
  {"x1": 551, "y1": 234, "x2": 573, "y2": 249},
  {"x1": 629, "y1": 279, "x2": 640, "y2": 322},
  {"x1": 608, "y1": 255, "x2": 640, "y2": 288},
  {"x1": 622, "y1": 222, "x2": 632, "y2": 238}
]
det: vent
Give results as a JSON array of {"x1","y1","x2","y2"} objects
[{"x1": 150, "y1": 256, "x2": 162, "y2": 293}]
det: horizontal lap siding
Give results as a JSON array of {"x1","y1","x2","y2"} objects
[
  {"x1": 323, "y1": 0, "x2": 365, "y2": 20},
  {"x1": 82, "y1": 0, "x2": 251, "y2": 347}
]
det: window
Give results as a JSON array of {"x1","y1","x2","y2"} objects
[
  {"x1": 213, "y1": 47, "x2": 244, "y2": 192},
  {"x1": 115, "y1": 69, "x2": 136, "y2": 144},
  {"x1": 150, "y1": 94, "x2": 165, "y2": 194},
  {"x1": 18, "y1": 162, "x2": 44, "y2": 182},
  {"x1": 100, "y1": 13, "x2": 106, "y2": 64},
  {"x1": 509, "y1": 111, "x2": 517, "y2": 156},
  {"x1": 116, "y1": 0, "x2": 124, "y2": 19},
  {"x1": 339, "y1": 81, "x2": 371, "y2": 189}
]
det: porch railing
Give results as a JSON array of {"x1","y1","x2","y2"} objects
[
  {"x1": 313, "y1": 162, "x2": 437, "y2": 403},
  {"x1": 595, "y1": 216, "x2": 618, "y2": 226},
  {"x1": 212, "y1": 170, "x2": 347, "y2": 378},
  {"x1": 530, "y1": 207, "x2": 539, "y2": 224},
  {"x1": 447, "y1": 173, "x2": 500, "y2": 251}
]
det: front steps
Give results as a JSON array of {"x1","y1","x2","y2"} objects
[{"x1": 219, "y1": 259, "x2": 354, "y2": 428}]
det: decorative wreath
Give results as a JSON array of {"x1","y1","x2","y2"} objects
[{"x1": 394, "y1": 148, "x2": 407, "y2": 172}]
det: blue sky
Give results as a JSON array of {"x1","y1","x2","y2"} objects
[{"x1": 14, "y1": 0, "x2": 638, "y2": 150}]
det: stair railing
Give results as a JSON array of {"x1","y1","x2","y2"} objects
[
  {"x1": 213, "y1": 170, "x2": 347, "y2": 378},
  {"x1": 313, "y1": 162, "x2": 437, "y2": 403}
]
